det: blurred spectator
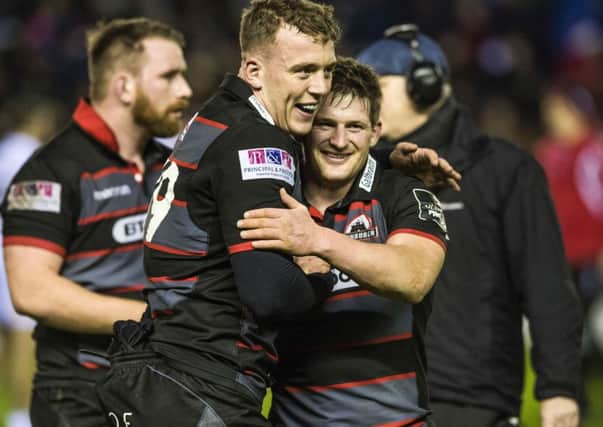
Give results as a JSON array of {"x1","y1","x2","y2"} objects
[
  {"x1": 535, "y1": 81, "x2": 603, "y2": 413},
  {"x1": 0, "y1": 94, "x2": 64, "y2": 427}
]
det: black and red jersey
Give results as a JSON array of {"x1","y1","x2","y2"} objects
[
  {"x1": 142, "y1": 74, "x2": 315, "y2": 388},
  {"x1": 271, "y1": 156, "x2": 448, "y2": 427},
  {"x1": 0, "y1": 99, "x2": 169, "y2": 386}
]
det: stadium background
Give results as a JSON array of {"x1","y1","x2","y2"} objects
[{"x1": 1, "y1": 0, "x2": 602, "y2": 426}]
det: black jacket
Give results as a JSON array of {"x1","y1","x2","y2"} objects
[{"x1": 377, "y1": 99, "x2": 582, "y2": 415}]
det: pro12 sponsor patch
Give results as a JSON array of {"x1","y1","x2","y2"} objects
[
  {"x1": 7, "y1": 180, "x2": 61, "y2": 213},
  {"x1": 238, "y1": 147, "x2": 295, "y2": 186}
]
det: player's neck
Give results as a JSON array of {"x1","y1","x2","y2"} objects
[
  {"x1": 303, "y1": 175, "x2": 354, "y2": 214},
  {"x1": 92, "y1": 100, "x2": 148, "y2": 171}
]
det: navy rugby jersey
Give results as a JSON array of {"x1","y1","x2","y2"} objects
[
  {"x1": 142, "y1": 74, "x2": 308, "y2": 388},
  {"x1": 0, "y1": 99, "x2": 168, "y2": 386},
  {"x1": 271, "y1": 155, "x2": 448, "y2": 427}
]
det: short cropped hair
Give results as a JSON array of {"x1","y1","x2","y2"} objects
[
  {"x1": 86, "y1": 17, "x2": 185, "y2": 101},
  {"x1": 329, "y1": 57, "x2": 382, "y2": 126},
  {"x1": 239, "y1": 0, "x2": 341, "y2": 57}
]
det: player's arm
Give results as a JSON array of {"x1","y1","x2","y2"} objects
[
  {"x1": 4, "y1": 245, "x2": 145, "y2": 334},
  {"x1": 239, "y1": 188, "x2": 445, "y2": 302},
  {"x1": 371, "y1": 141, "x2": 461, "y2": 191},
  {"x1": 213, "y1": 125, "x2": 335, "y2": 323},
  {"x1": 1, "y1": 156, "x2": 145, "y2": 334}
]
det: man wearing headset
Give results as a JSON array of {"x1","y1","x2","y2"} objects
[{"x1": 357, "y1": 24, "x2": 582, "y2": 427}]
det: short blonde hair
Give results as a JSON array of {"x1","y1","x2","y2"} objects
[
  {"x1": 86, "y1": 17, "x2": 185, "y2": 101},
  {"x1": 239, "y1": 0, "x2": 340, "y2": 57}
]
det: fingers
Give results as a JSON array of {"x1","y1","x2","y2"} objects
[
  {"x1": 395, "y1": 141, "x2": 418, "y2": 154},
  {"x1": 240, "y1": 228, "x2": 277, "y2": 240},
  {"x1": 242, "y1": 207, "x2": 284, "y2": 219},
  {"x1": 446, "y1": 177, "x2": 461, "y2": 192},
  {"x1": 279, "y1": 188, "x2": 304, "y2": 209},
  {"x1": 437, "y1": 157, "x2": 462, "y2": 182},
  {"x1": 237, "y1": 218, "x2": 275, "y2": 230}
]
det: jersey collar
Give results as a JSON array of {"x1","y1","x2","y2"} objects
[
  {"x1": 219, "y1": 73, "x2": 275, "y2": 125},
  {"x1": 72, "y1": 98, "x2": 119, "y2": 153}
]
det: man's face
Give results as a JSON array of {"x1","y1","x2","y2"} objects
[
  {"x1": 304, "y1": 93, "x2": 380, "y2": 189},
  {"x1": 132, "y1": 37, "x2": 192, "y2": 137},
  {"x1": 258, "y1": 25, "x2": 336, "y2": 138},
  {"x1": 377, "y1": 75, "x2": 417, "y2": 139}
]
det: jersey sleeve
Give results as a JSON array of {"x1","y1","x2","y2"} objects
[
  {"x1": 213, "y1": 124, "x2": 299, "y2": 254},
  {"x1": 385, "y1": 174, "x2": 448, "y2": 250},
  {"x1": 1, "y1": 153, "x2": 76, "y2": 257}
]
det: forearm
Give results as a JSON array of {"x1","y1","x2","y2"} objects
[
  {"x1": 314, "y1": 227, "x2": 444, "y2": 302},
  {"x1": 9, "y1": 267, "x2": 145, "y2": 334}
]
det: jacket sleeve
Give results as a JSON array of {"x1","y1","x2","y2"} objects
[{"x1": 502, "y1": 155, "x2": 582, "y2": 401}]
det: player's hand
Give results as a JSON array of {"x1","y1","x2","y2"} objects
[
  {"x1": 294, "y1": 255, "x2": 331, "y2": 275},
  {"x1": 540, "y1": 396, "x2": 579, "y2": 427},
  {"x1": 238, "y1": 188, "x2": 319, "y2": 256},
  {"x1": 389, "y1": 142, "x2": 461, "y2": 191}
]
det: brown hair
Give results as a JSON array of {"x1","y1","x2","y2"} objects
[
  {"x1": 239, "y1": 0, "x2": 341, "y2": 57},
  {"x1": 87, "y1": 17, "x2": 185, "y2": 101},
  {"x1": 329, "y1": 56, "x2": 382, "y2": 126}
]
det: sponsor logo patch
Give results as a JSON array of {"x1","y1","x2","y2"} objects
[
  {"x1": 7, "y1": 180, "x2": 61, "y2": 213},
  {"x1": 238, "y1": 147, "x2": 295, "y2": 185},
  {"x1": 344, "y1": 213, "x2": 378, "y2": 241},
  {"x1": 413, "y1": 188, "x2": 447, "y2": 233},
  {"x1": 331, "y1": 267, "x2": 360, "y2": 292},
  {"x1": 359, "y1": 155, "x2": 377, "y2": 192},
  {"x1": 113, "y1": 213, "x2": 146, "y2": 243},
  {"x1": 93, "y1": 185, "x2": 132, "y2": 201}
]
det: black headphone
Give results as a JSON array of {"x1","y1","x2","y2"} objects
[{"x1": 383, "y1": 23, "x2": 444, "y2": 110}]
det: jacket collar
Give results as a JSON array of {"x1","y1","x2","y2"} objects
[{"x1": 395, "y1": 97, "x2": 491, "y2": 173}]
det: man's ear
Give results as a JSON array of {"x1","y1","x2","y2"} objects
[
  {"x1": 369, "y1": 120, "x2": 382, "y2": 147},
  {"x1": 112, "y1": 71, "x2": 137, "y2": 105},
  {"x1": 240, "y1": 56, "x2": 264, "y2": 91}
]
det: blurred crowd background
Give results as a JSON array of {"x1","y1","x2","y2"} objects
[{"x1": 1, "y1": 0, "x2": 603, "y2": 426}]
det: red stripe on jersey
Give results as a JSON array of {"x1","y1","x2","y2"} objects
[
  {"x1": 80, "y1": 361, "x2": 102, "y2": 370},
  {"x1": 228, "y1": 242, "x2": 254, "y2": 254},
  {"x1": 144, "y1": 241, "x2": 207, "y2": 257},
  {"x1": 308, "y1": 206, "x2": 323, "y2": 222},
  {"x1": 80, "y1": 166, "x2": 135, "y2": 180},
  {"x1": 195, "y1": 115, "x2": 228, "y2": 130},
  {"x1": 151, "y1": 309, "x2": 175, "y2": 318},
  {"x1": 151, "y1": 162, "x2": 164, "y2": 171},
  {"x1": 169, "y1": 154, "x2": 198, "y2": 170},
  {"x1": 335, "y1": 199, "x2": 379, "y2": 222},
  {"x1": 388, "y1": 228, "x2": 446, "y2": 251},
  {"x1": 326, "y1": 290, "x2": 371, "y2": 302},
  {"x1": 78, "y1": 205, "x2": 148, "y2": 225},
  {"x1": 172, "y1": 199, "x2": 187, "y2": 207},
  {"x1": 291, "y1": 332, "x2": 413, "y2": 353},
  {"x1": 3, "y1": 236, "x2": 66, "y2": 257},
  {"x1": 237, "y1": 341, "x2": 279, "y2": 362},
  {"x1": 148, "y1": 275, "x2": 199, "y2": 283},
  {"x1": 65, "y1": 242, "x2": 142, "y2": 261},
  {"x1": 99, "y1": 284, "x2": 145, "y2": 294},
  {"x1": 373, "y1": 417, "x2": 425, "y2": 427},
  {"x1": 285, "y1": 371, "x2": 416, "y2": 394}
]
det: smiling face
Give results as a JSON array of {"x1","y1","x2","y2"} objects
[
  {"x1": 252, "y1": 25, "x2": 336, "y2": 138},
  {"x1": 304, "y1": 93, "x2": 380, "y2": 192},
  {"x1": 132, "y1": 37, "x2": 192, "y2": 137}
]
